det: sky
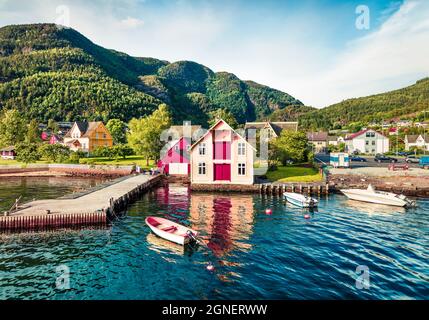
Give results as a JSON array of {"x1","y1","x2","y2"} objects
[{"x1": 0, "y1": 0, "x2": 428, "y2": 108}]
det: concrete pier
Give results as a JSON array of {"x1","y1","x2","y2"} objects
[{"x1": 0, "y1": 174, "x2": 163, "y2": 232}]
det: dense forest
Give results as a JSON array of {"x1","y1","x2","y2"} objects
[
  {"x1": 0, "y1": 23, "x2": 304, "y2": 125},
  {"x1": 299, "y1": 78, "x2": 429, "y2": 130}
]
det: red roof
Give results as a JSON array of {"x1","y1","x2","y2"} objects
[{"x1": 345, "y1": 129, "x2": 388, "y2": 141}]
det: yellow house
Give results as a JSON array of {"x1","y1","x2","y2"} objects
[{"x1": 63, "y1": 121, "x2": 113, "y2": 152}]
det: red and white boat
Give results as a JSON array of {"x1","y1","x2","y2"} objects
[{"x1": 145, "y1": 216, "x2": 198, "y2": 246}]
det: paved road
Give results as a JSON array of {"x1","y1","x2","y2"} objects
[{"x1": 315, "y1": 154, "x2": 421, "y2": 169}]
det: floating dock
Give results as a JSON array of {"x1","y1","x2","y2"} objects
[{"x1": 0, "y1": 174, "x2": 163, "y2": 232}]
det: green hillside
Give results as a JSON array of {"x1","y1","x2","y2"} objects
[
  {"x1": 0, "y1": 23, "x2": 304, "y2": 124},
  {"x1": 300, "y1": 78, "x2": 429, "y2": 129}
]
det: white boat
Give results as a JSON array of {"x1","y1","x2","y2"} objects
[
  {"x1": 340, "y1": 185, "x2": 416, "y2": 208},
  {"x1": 145, "y1": 216, "x2": 198, "y2": 246},
  {"x1": 283, "y1": 192, "x2": 318, "y2": 208}
]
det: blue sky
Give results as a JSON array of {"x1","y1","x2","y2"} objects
[{"x1": 0, "y1": 0, "x2": 428, "y2": 107}]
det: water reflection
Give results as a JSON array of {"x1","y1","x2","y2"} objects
[
  {"x1": 189, "y1": 193, "x2": 254, "y2": 257},
  {"x1": 342, "y1": 199, "x2": 407, "y2": 215}
]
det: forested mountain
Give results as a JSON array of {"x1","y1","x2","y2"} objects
[
  {"x1": 0, "y1": 23, "x2": 303, "y2": 124},
  {"x1": 299, "y1": 78, "x2": 429, "y2": 130}
]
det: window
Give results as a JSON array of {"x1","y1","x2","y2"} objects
[
  {"x1": 175, "y1": 145, "x2": 179, "y2": 151},
  {"x1": 96, "y1": 133, "x2": 99, "y2": 139},
  {"x1": 372, "y1": 141, "x2": 376, "y2": 146},
  {"x1": 199, "y1": 143, "x2": 206, "y2": 155},
  {"x1": 366, "y1": 132, "x2": 375, "y2": 138},
  {"x1": 238, "y1": 163, "x2": 246, "y2": 176},
  {"x1": 366, "y1": 141, "x2": 369, "y2": 145},
  {"x1": 238, "y1": 142, "x2": 246, "y2": 156},
  {"x1": 198, "y1": 163, "x2": 206, "y2": 175},
  {"x1": 103, "y1": 133, "x2": 107, "y2": 139}
]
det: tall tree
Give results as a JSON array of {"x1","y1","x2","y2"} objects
[
  {"x1": 127, "y1": 104, "x2": 172, "y2": 165},
  {"x1": 0, "y1": 109, "x2": 27, "y2": 147},
  {"x1": 208, "y1": 108, "x2": 238, "y2": 128},
  {"x1": 106, "y1": 119, "x2": 127, "y2": 144},
  {"x1": 15, "y1": 142, "x2": 41, "y2": 164},
  {"x1": 271, "y1": 131, "x2": 309, "y2": 165},
  {"x1": 26, "y1": 119, "x2": 41, "y2": 143},
  {"x1": 47, "y1": 119, "x2": 59, "y2": 133}
]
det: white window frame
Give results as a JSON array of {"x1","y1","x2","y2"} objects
[
  {"x1": 199, "y1": 143, "x2": 206, "y2": 156},
  {"x1": 238, "y1": 142, "x2": 246, "y2": 156},
  {"x1": 238, "y1": 163, "x2": 246, "y2": 176},
  {"x1": 198, "y1": 163, "x2": 206, "y2": 175}
]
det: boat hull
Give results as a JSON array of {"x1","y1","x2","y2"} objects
[
  {"x1": 283, "y1": 192, "x2": 318, "y2": 208},
  {"x1": 340, "y1": 190, "x2": 408, "y2": 207},
  {"x1": 145, "y1": 217, "x2": 198, "y2": 246}
]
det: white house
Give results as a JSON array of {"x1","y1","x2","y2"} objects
[
  {"x1": 405, "y1": 135, "x2": 429, "y2": 151},
  {"x1": 345, "y1": 129, "x2": 389, "y2": 155},
  {"x1": 190, "y1": 119, "x2": 255, "y2": 185}
]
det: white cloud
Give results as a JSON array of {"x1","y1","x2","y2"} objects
[{"x1": 118, "y1": 17, "x2": 144, "y2": 29}]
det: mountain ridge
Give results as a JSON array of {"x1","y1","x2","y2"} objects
[{"x1": 0, "y1": 23, "x2": 305, "y2": 124}]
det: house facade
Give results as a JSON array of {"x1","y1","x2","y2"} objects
[
  {"x1": 190, "y1": 119, "x2": 255, "y2": 185},
  {"x1": 307, "y1": 132, "x2": 328, "y2": 153},
  {"x1": 345, "y1": 129, "x2": 389, "y2": 155},
  {"x1": 157, "y1": 137, "x2": 191, "y2": 175},
  {"x1": 405, "y1": 134, "x2": 429, "y2": 151},
  {"x1": 63, "y1": 122, "x2": 113, "y2": 152},
  {"x1": 0, "y1": 146, "x2": 16, "y2": 160},
  {"x1": 244, "y1": 121, "x2": 298, "y2": 140}
]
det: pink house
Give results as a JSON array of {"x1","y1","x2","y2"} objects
[
  {"x1": 49, "y1": 134, "x2": 62, "y2": 145},
  {"x1": 0, "y1": 146, "x2": 16, "y2": 160},
  {"x1": 157, "y1": 137, "x2": 192, "y2": 175},
  {"x1": 190, "y1": 119, "x2": 255, "y2": 185}
]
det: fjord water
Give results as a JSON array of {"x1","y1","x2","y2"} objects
[{"x1": 0, "y1": 181, "x2": 428, "y2": 300}]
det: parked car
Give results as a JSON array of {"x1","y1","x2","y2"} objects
[
  {"x1": 420, "y1": 156, "x2": 429, "y2": 169},
  {"x1": 374, "y1": 154, "x2": 398, "y2": 163},
  {"x1": 405, "y1": 155, "x2": 420, "y2": 163},
  {"x1": 350, "y1": 156, "x2": 367, "y2": 162},
  {"x1": 397, "y1": 151, "x2": 412, "y2": 156}
]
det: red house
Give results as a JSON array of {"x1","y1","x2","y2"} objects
[{"x1": 157, "y1": 137, "x2": 191, "y2": 175}]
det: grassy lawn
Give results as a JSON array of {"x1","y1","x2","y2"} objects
[
  {"x1": 0, "y1": 159, "x2": 49, "y2": 166},
  {"x1": 0, "y1": 156, "x2": 155, "y2": 170},
  {"x1": 82, "y1": 156, "x2": 155, "y2": 170},
  {"x1": 266, "y1": 165, "x2": 323, "y2": 183}
]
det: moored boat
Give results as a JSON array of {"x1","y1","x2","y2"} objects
[
  {"x1": 283, "y1": 192, "x2": 318, "y2": 208},
  {"x1": 145, "y1": 216, "x2": 198, "y2": 245},
  {"x1": 340, "y1": 185, "x2": 416, "y2": 208}
]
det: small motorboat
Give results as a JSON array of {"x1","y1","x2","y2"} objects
[
  {"x1": 283, "y1": 192, "x2": 318, "y2": 208},
  {"x1": 145, "y1": 216, "x2": 198, "y2": 246},
  {"x1": 340, "y1": 185, "x2": 416, "y2": 208}
]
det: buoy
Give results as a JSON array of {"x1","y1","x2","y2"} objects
[
  {"x1": 207, "y1": 264, "x2": 215, "y2": 272},
  {"x1": 265, "y1": 209, "x2": 272, "y2": 215},
  {"x1": 304, "y1": 214, "x2": 311, "y2": 220}
]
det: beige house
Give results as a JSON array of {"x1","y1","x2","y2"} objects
[
  {"x1": 244, "y1": 121, "x2": 298, "y2": 139},
  {"x1": 190, "y1": 119, "x2": 255, "y2": 185},
  {"x1": 405, "y1": 134, "x2": 429, "y2": 151},
  {"x1": 63, "y1": 121, "x2": 113, "y2": 152},
  {"x1": 307, "y1": 132, "x2": 328, "y2": 153}
]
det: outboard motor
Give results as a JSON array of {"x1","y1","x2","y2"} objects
[{"x1": 186, "y1": 230, "x2": 198, "y2": 243}]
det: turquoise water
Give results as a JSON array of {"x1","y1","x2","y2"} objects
[{"x1": 0, "y1": 181, "x2": 428, "y2": 300}]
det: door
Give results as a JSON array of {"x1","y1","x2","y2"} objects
[
  {"x1": 214, "y1": 164, "x2": 231, "y2": 181},
  {"x1": 169, "y1": 163, "x2": 189, "y2": 175}
]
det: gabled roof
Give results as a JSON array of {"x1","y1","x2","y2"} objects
[
  {"x1": 167, "y1": 125, "x2": 202, "y2": 140},
  {"x1": 345, "y1": 129, "x2": 388, "y2": 141},
  {"x1": 406, "y1": 134, "x2": 429, "y2": 143},
  {"x1": 0, "y1": 146, "x2": 15, "y2": 152},
  {"x1": 244, "y1": 121, "x2": 298, "y2": 137},
  {"x1": 64, "y1": 121, "x2": 109, "y2": 138},
  {"x1": 307, "y1": 132, "x2": 328, "y2": 141},
  {"x1": 190, "y1": 119, "x2": 256, "y2": 151}
]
